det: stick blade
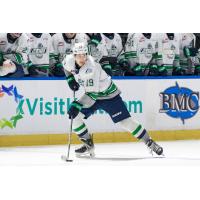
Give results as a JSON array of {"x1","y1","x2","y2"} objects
[{"x1": 61, "y1": 155, "x2": 73, "y2": 162}]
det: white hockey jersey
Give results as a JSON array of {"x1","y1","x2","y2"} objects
[
  {"x1": 0, "y1": 33, "x2": 29, "y2": 64},
  {"x1": 52, "y1": 33, "x2": 88, "y2": 62},
  {"x1": 125, "y1": 33, "x2": 158, "y2": 65},
  {"x1": 157, "y1": 33, "x2": 180, "y2": 65},
  {"x1": 27, "y1": 33, "x2": 53, "y2": 66},
  {"x1": 179, "y1": 33, "x2": 195, "y2": 64},
  {"x1": 86, "y1": 34, "x2": 108, "y2": 62},
  {"x1": 63, "y1": 55, "x2": 112, "y2": 93},
  {"x1": 102, "y1": 33, "x2": 123, "y2": 57}
]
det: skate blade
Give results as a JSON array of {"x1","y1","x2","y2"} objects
[
  {"x1": 148, "y1": 150, "x2": 165, "y2": 157},
  {"x1": 152, "y1": 153, "x2": 165, "y2": 158},
  {"x1": 76, "y1": 150, "x2": 95, "y2": 158}
]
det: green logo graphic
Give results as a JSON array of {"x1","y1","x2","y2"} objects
[{"x1": 0, "y1": 85, "x2": 24, "y2": 129}]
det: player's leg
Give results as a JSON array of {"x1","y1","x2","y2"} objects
[
  {"x1": 68, "y1": 101, "x2": 99, "y2": 157},
  {"x1": 72, "y1": 112, "x2": 95, "y2": 157},
  {"x1": 102, "y1": 95, "x2": 163, "y2": 155},
  {"x1": 118, "y1": 117, "x2": 163, "y2": 155}
]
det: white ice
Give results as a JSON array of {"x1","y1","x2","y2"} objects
[{"x1": 0, "y1": 140, "x2": 200, "y2": 166}]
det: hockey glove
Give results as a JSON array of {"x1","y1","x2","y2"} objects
[
  {"x1": 183, "y1": 47, "x2": 198, "y2": 58},
  {"x1": 89, "y1": 33, "x2": 102, "y2": 47},
  {"x1": 173, "y1": 66, "x2": 185, "y2": 76},
  {"x1": 131, "y1": 65, "x2": 145, "y2": 76},
  {"x1": 53, "y1": 63, "x2": 65, "y2": 77},
  {"x1": 149, "y1": 65, "x2": 158, "y2": 76},
  {"x1": 99, "y1": 57, "x2": 112, "y2": 76},
  {"x1": 67, "y1": 75, "x2": 80, "y2": 91},
  {"x1": 158, "y1": 65, "x2": 168, "y2": 76},
  {"x1": 67, "y1": 101, "x2": 83, "y2": 119}
]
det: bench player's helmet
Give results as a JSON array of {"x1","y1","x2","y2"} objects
[{"x1": 73, "y1": 42, "x2": 88, "y2": 55}]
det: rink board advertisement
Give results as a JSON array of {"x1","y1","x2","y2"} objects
[{"x1": 0, "y1": 77, "x2": 200, "y2": 135}]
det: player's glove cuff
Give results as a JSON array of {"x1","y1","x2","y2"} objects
[
  {"x1": 67, "y1": 101, "x2": 83, "y2": 119},
  {"x1": 158, "y1": 65, "x2": 167, "y2": 72},
  {"x1": 67, "y1": 75, "x2": 80, "y2": 91},
  {"x1": 55, "y1": 63, "x2": 63, "y2": 68},
  {"x1": 132, "y1": 65, "x2": 145, "y2": 72}
]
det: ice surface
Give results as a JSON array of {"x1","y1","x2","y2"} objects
[{"x1": 0, "y1": 140, "x2": 200, "y2": 166}]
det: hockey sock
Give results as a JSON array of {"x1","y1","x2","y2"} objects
[
  {"x1": 118, "y1": 117, "x2": 150, "y2": 143},
  {"x1": 72, "y1": 113, "x2": 90, "y2": 140}
]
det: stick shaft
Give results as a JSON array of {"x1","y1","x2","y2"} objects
[{"x1": 66, "y1": 91, "x2": 75, "y2": 160}]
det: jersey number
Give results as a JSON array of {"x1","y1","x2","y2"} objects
[{"x1": 86, "y1": 79, "x2": 94, "y2": 87}]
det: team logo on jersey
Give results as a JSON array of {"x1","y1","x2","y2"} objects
[
  {"x1": 30, "y1": 43, "x2": 47, "y2": 58},
  {"x1": 140, "y1": 44, "x2": 153, "y2": 58},
  {"x1": 108, "y1": 45, "x2": 118, "y2": 56},
  {"x1": 171, "y1": 45, "x2": 176, "y2": 50},
  {"x1": 0, "y1": 84, "x2": 24, "y2": 129},
  {"x1": 159, "y1": 82, "x2": 199, "y2": 124},
  {"x1": 85, "y1": 68, "x2": 92, "y2": 74},
  {"x1": 147, "y1": 44, "x2": 153, "y2": 49}
]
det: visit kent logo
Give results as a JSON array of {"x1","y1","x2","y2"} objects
[
  {"x1": 159, "y1": 82, "x2": 199, "y2": 124},
  {"x1": 0, "y1": 84, "x2": 24, "y2": 129}
]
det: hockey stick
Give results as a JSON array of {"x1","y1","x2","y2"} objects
[{"x1": 61, "y1": 91, "x2": 76, "y2": 162}]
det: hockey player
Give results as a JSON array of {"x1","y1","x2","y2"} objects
[
  {"x1": 119, "y1": 33, "x2": 128, "y2": 47},
  {"x1": 193, "y1": 33, "x2": 200, "y2": 75},
  {"x1": 0, "y1": 33, "x2": 29, "y2": 77},
  {"x1": 63, "y1": 42, "x2": 163, "y2": 157},
  {"x1": 86, "y1": 33, "x2": 112, "y2": 75},
  {"x1": 50, "y1": 33, "x2": 88, "y2": 76},
  {"x1": 179, "y1": 33, "x2": 200, "y2": 75},
  {"x1": 102, "y1": 33, "x2": 124, "y2": 76},
  {"x1": 179, "y1": 33, "x2": 196, "y2": 75},
  {"x1": 26, "y1": 33, "x2": 53, "y2": 77},
  {"x1": 125, "y1": 33, "x2": 158, "y2": 76},
  {"x1": 86, "y1": 33, "x2": 108, "y2": 62},
  {"x1": 156, "y1": 33, "x2": 180, "y2": 76}
]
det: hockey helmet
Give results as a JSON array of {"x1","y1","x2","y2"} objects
[{"x1": 73, "y1": 42, "x2": 88, "y2": 55}]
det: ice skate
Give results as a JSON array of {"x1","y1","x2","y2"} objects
[
  {"x1": 146, "y1": 139, "x2": 164, "y2": 156},
  {"x1": 75, "y1": 136, "x2": 95, "y2": 158}
]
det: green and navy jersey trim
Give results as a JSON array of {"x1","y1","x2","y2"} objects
[
  {"x1": 70, "y1": 101, "x2": 82, "y2": 111},
  {"x1": 125, "y1": 51, "x2": 137, "y2": 59},
  {"x1": 86, "y1": 82, "x2": 118, "y2": 100}
]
